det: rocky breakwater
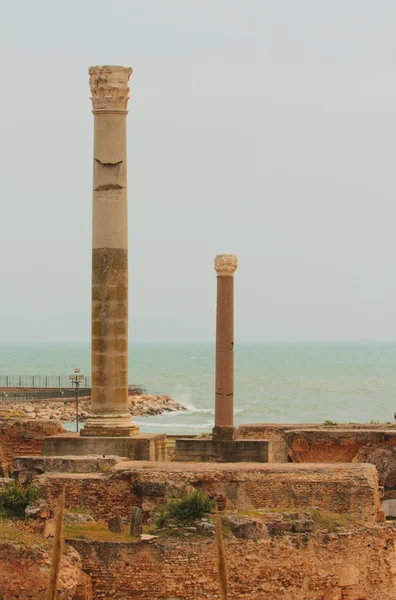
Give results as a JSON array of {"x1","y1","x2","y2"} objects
[{"x1": 0, "y1": 394, "x2": 186, "y2": 423}]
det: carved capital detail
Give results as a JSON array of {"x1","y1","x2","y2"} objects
[
  {"x1": 214, "y1": 254, "x2": 238, "y2": 277},
  {"x1": 89, "y1": 65, "x2": 133, "y2": 114}
]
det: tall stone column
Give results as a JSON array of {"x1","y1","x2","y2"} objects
[
  {"x1": 82, "y1": 65, "x2": 138, "y2": 437},
  {"x1": 213, "y1": 254, "x2": 238, "y2": 440}
]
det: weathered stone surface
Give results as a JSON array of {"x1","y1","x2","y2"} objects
[
  {"x1": 353, "y1": 444, "x2": 396, "y2": 488},
  {"x1": 338, "y1": 564, "x2": 360, "y2": 587},
  {"x1": 237, "y1": 423, "x2": 396, "y2": 473},
  {"x1": 37, "y1": 462, "x2": 380, "y2": 524},
  {"x1": 0, "y1": 419, "x2": 65, "y2": 473},
  {"x1": 108, "y1": 515, "x2": 124, "y2": 533},
  {"x1": 14, "y1": 455, "x2": 120, "y2": 475},
  {"x1": 41, "y1": 433, "x2": 167, "y2": 461},
  {"x1": 73, "y1": 571, "x2": 93, "y2": 600},
  {"x1": 0, "y1": 542, "x2": 85, "y2": 599},
  {"x1": 323, "y1": 588, "x2": 342, "y2": 600},
  {"x1": 263, "y1": 511, "x2": 315, "y2": 536},
  {"x1": 174, "y1": 438, "x2": 269, "y2": 463},
  {"x1": 25, "y1": 499, "x2": 53, "y2": 519},
  {"x1": 129, "y1": 507, "x2": 142, "y2": 537},
  {"x1": 68, "y1": 525, "x2": 396, "y2": 599},
  {"x1": 221, "y1": 515, "x2": 268, "y2": 539},
  {"x1": 64, "y1": 512, "x2": 94, "y2": 525}
]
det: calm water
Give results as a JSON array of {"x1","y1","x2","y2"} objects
[{"x1": 1, "y1": 343, "x2": 396, "y2": 434}]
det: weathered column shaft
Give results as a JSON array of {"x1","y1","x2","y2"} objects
[
  {"x1": 82, "y1": 65, "x2": 138, "y2": 437},
  {"x1": 213, "y1": 255, "x2": 238, "y2": 440}
]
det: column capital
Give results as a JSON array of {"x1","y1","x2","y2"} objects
[
  {"x1": 214, "y1": 254, "x2": 238, "y2": 277},
  {"x1": 89, "y1": 65, "x2": 133, "y2": 114}
]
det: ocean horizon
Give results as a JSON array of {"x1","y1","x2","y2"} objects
[{"x1": 1, "y1": 342, "x2": 396, "y2": 434}]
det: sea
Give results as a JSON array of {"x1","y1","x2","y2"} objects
[{"x1": 1, "y1": 342, "x2": 396, "y2": 434}]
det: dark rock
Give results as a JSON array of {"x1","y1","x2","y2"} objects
[
  {"x1": 265, "y1": 512, "x2": 314, "y2": 536},
  {"x1": 25, "y1": 499, "x2": 53, "y2": 519},
  {"x1": 64, "y1": 512, "x2": 94, "y2": 524},
  {"x1": 353, "y1": 444, "x2": 396, "y2": 489},
  {"x1": 222, "y1": 516, "x2": 268, "y2": 539},
  {"x1": 129, "y1": 507, "x2": 142, "y2": 537},
  {"x1": 108, "y1": 515, "x2": 124, "y2": 533}
]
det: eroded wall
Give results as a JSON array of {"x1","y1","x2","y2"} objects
[
  {"x1": 0, "y1": 419, "x2": 65, "y2": 472},
  {"x1": 69, "y1": 525, "x2": 396, "y2": 600},
  {"x1": 33, "y1": 462, "x2": 380, "y2": 523}
]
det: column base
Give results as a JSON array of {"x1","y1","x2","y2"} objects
[
  {"x1": 212, "y1": 426, "x2": 236, "y2": 441},
  {"x1": 80, "y1": 414, "x2": 139, "y2": 438},
  {"x1": 174, "y1": 438, "x2": 269, "y2": 463}
]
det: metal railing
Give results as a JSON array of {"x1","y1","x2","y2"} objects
[
  {"x1": 0, "y1": 375, "x2": 147, "y2": 399},
  {"x1": 0, "y1": 374, "x2": 91, "y2": 388}
]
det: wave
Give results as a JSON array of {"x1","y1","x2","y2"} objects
[{"x1": 183, "y1": 400, "x2": 214, "y2": 415}]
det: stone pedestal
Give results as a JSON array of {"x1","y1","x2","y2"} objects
[
  {"x1": 174, "y1": 438, "x2": 269, "y2": 463},
  {"x1": 82, "y1": 65, "x2": 138, "y2": 437},
  {"x1": 42, "y1": 433, "x2": 167, "y2": 461}
]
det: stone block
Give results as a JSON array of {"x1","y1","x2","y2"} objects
[
  {"x1": 42, "y1": 433, "x2": 167, "y2": 461},
  {"x1": 174, "y1": 438, "x2": 269, "y2": 463},
  {"x1": 338, "y1": 565, "x2": 360, "y2": 587},
  {"x1": 14, "y1": 455, "x2": 120, "y2": 475},
  {"x1": 108, "y1": 515, "x2": 124, "y2": 533},
  {"x1": 73, "y1": 571, "x2": 93, "y2": 600},
  {"x1": 129, "y1": 506, "x2": 142, "y2": 537},
  {"x1": 323, "y1": 588, "x2": 342, "y2": 600},
  {"x1": 376, "y1": 509, "x2": 386, "y2": 522},
  {"x1": 25, "y1": 499, "x2": 53, "y2": 519},
  {"x1": 221, "y1": 515, "x2": 268, "y2": 539}
]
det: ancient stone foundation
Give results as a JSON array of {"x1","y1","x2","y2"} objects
[
  {"x1": 68, "y1": 525, "x2": 396, "y2": 599},
  {"x1": 174, "y1": 438, "x2": 269, "y2": 462},
  {"x1": 237, "y1": 423, "x2": 396, "y2": 460},
  {"x1": 16, "y1": 459, "x2": 380, "y2": 523},
  {"x1": 42, "y1": 433, "x2": 167, "y2": 461},
  {"x1": 0, "y1": 419, "x2": 65, "y2": 473}
]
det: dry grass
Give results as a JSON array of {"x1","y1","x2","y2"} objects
[
  {"x1": 0, "y1": 519, "x2": 52, "y2": 549},
  {"x1": 46, "y1": 490, "x2": 65, "y2": 600},
  {"x1": 215, "y1": 511, "x2": 228, "y2": 600},
  {"x1": 64, "y1": 521, "x2": 133, "y2": 541}
]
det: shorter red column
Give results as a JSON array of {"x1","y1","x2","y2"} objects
[{"x1": 213, "y1": 254, "x2": 238, "y2": 441}]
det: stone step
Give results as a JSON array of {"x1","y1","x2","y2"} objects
[{"x1": 13, "y1": 455, "x2": 120, "y2": 475}]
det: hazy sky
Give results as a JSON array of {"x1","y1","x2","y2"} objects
[{"x1": 1, "y1": 0, "x2": 396, "y2": 343}]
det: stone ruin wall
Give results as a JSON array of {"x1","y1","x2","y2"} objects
[
  {"x1": 69, "y1": 525, "x2": 396, "y2": 600},
  {"x1": 0, "y1": 419, "x2": 65, "y2": 473},
  {"x1": 32, "y1": 463, "x2": 379, "y2": 523},
  {"x1": 238, "y1": 423, "x2": 396, "y2": 490}
]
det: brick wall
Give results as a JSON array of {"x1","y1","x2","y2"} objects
[
  {"x1": 68, "y1": 525, "x2": 396, "y2": 599},
  {"x1": 0, "y1": 419, "x2": 65, "y2": 472},
  {"x1": 37, "y1": 462, "x2": 379, "y2": 523},
  {"x1": 39, "y1": 473, "x2": 140, "y2": 521}
]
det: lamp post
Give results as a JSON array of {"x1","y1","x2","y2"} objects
[{"x1": 70, "y1": 368, "x2": 84, "y2": 433}]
